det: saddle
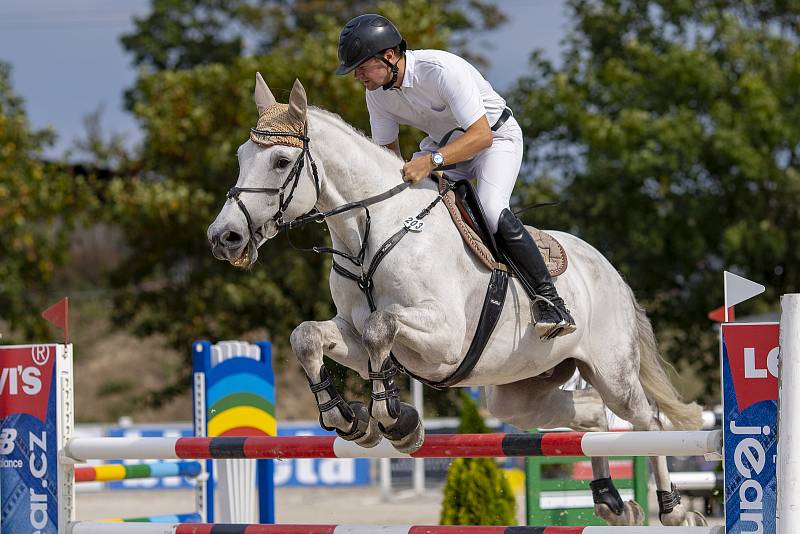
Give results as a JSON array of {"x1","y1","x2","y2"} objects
[{"x1": 437, "y1": 175, "x2": 568, "y2": 276}]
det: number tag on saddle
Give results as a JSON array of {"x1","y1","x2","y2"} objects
[{"x1": 403, "y1": 217, "x2": 425, "y2": 232}]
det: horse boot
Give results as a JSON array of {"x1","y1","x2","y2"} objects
[{"x1": 494, "y1": 208, "x2": 577, "y2": 340}]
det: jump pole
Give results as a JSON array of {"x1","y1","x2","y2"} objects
[
  {"x1": 67, "y1": 524, "x2": 726, "y2": 534},
  {"x1": 62, "y1": 431, "x2": 722, "y2": 461}
]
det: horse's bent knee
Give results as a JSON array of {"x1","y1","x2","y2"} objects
[
  {"x1": 362, "y1": 310, "x2": 399, "y2": 355},
  {"x1": 290, "y1": 321, "x2": 328, "y2": 382}
]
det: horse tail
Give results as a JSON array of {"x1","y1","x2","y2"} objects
[{"x1": 634, "y1": 299, "x2": 704, "y2": 430}]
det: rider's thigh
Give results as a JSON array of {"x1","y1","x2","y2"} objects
[{"x1": 471, "y1": 136, "x2": 523, "y2": 232}]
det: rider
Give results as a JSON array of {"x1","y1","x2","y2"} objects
[{"x1": 335, "y1": 14, "x2": 576, "y2": 340}]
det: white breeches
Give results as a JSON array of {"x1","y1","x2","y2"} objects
[{"x1": 413, "y1": 117, "x2": 524, "y2": 234}]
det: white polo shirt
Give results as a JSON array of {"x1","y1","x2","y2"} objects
[{"x1": 365, "y1": 49, "x2": 508, "y2": 147}]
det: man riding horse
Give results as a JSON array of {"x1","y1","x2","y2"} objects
[{"x1": 335, "y1": 14, "x2": 576, "y2": 340}]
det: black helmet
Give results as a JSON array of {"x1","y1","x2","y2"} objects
[{"x1": 336, "y1": 14, "x2": 406, "y2": 75}]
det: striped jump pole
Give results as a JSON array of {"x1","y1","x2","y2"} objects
[
  {"x1": 67, "y1": 524, "x2": 726, "y2": 534},
  {"x1": 74, "y1": 461, "x2": 202, "y2": 483},
  {"x1": 64, "y1": 430, "x2": 722, "y2": 461}
]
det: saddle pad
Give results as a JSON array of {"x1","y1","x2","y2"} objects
[{"x1": 439, "y1": 177, "x2": 568, "y2": 277}]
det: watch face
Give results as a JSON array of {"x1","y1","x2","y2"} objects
[{"x1": 433, "y1": 152, "x2": 444, "y2": 165}]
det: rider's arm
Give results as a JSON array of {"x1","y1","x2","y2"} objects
[
  {"x1": 383, "y1": 139, "x2": 402, "y2": 159},
  {"x1": 437, "y1": 115, "x2": 492, "y2": 166},
  {"x1": 433, "y1": 61, "x2": 494, "y2": 166}
]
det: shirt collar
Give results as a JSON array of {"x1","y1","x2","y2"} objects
[{"x1": 400, "y1": 50, "x2": 415, "y2": 89}]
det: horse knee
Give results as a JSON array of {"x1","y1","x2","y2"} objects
[
  {"x1": 291, "y1": 322, "x2": 324, "y2": 377},
  {"x1": 362, "y1": 310, "x2": 399, "y2": 356}
]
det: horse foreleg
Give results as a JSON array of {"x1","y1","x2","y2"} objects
[
  {"x1": 361, "y1": 307, "x2": 444, "y2": 454},
  {"x1": 290, "y1": 316, "x2": 381, "y2": 447}
]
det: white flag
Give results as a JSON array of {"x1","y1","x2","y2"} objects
[{"x1": 724, "y1": 271, "x2": 765, "y2": 311}]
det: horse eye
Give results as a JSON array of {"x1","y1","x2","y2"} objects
[{"x1": 276, "y1": 157, "x2": 291, "y2": 169}]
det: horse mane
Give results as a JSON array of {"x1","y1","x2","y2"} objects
[{"x1": 307, "y1": 106, "x2": 403, "y2": 167}]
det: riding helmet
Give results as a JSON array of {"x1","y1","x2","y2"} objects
[{"x1": 336, "y1": 14, "x2": 406, "y2": 75}]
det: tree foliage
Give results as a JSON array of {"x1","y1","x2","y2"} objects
[
  {"x1": 0, "y1": 63, "x2": 96, "y2": 341},
  {"x1": 508, "y1": 0, "x2": 800, "y2": 396},
  {"x1": 120, "y1": 0, "x2": 506, "y2": 72}
]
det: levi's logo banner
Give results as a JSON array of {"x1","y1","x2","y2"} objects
[
  {"x1": 0, "y1": 345, "x2": 55, "y2": 421},
  {"x1": 722, "y1": 323, "x2": 778, "y2": 534},
  {"x1": 0, "y1": 344, "x2": 60, "y2": 534}
]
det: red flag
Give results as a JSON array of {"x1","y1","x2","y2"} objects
[
  {"x1": 708, "y1": 305, "x2": 735, "y2": 323},
  {"x1": 41, "y1": 297, "x2": 69, "y2": 343}
]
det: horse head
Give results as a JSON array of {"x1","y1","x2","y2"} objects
[{"x1": 207, "y1": 73, "x2": 321, "y2": 268}]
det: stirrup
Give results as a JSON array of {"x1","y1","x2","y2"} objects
[{"x1": 532, "y1": 295, "x2": 576, "y2": 340}]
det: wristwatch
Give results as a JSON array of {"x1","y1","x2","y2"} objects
[{"x1": 430, "y1": 151, "x2": 445, "y2": 168}]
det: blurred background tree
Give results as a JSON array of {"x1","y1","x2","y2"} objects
[
  {"x1": 508, "y1": 0, "x2": 800, "y2": 398},
  {"x1": 0, "y1": 62, "x2": 97, "y2": 342}
]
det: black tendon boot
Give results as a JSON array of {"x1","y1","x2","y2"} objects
[{"x1": 494, "y1": 208, "x2": 577, "y2": 340}]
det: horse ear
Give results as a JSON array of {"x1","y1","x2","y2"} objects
[
  {"x1": 287, "y1": 79, "x2": 307, "y2": 124},
  {"x1": 254, "y1": 72, "x2": 276, "y2": 115}
]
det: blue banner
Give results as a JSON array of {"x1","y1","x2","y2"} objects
[{"x1": 722, "y1": 323, "x2": 778, "y2": 534}]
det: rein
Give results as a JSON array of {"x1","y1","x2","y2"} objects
[{"x1": 225, "y1": 125, "x2": 454, "y2": 300}]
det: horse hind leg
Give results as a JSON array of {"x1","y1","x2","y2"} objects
[
  {"x1": 290, "y1": 316, "x2": 381, "y2": 447},
  {"x1": 566, "y1": 385, "x2": 644, "y2": 526},
  {"x1": 581, "y1": 390, "x2": 644, "y2": 527},
  {"x1": 484, "y1": 370, "x2": 643, "y2": 526},
  {"x1": 580, "y1": 360, "x2": 706, "y2": 527}
]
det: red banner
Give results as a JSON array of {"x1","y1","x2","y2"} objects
[
  {"x1": 722, "y1": 323, "x2": 779, "y2": 411},
  {"x1": 0, "y1": 345, "x2": 56, "y2": 421}
]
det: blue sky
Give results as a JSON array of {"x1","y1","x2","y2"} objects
[{"x1": 0, "y1": 0, "x2": 569, "y2": 159}]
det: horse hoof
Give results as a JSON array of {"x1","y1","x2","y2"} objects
[
  {"x1": 595, "y1": 500, "x2": 644, "y2": 526},
  {"x1": 379, "y1": 402, "x2": 425, "y2": 454},
  {"x1": 684, "y1": 511, "x2": 708, "y2": 526},
  {"x1": 336, "y1": 401, "x2": 382, "y2": 448},
  {"x1": 659, "y1": 503, "x2": 690, "y2": 526}
]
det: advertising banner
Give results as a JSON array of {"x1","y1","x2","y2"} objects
[
  {"x1": 722, "y1": 323, "x2": 779, "y2": 534},
  {"x1": 0, "y1": 344, "x2": 63, "y2": 534}
]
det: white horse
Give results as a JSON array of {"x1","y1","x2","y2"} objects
[{"x1": 207, "y1": 74, "x2": 705, "y2": 526}]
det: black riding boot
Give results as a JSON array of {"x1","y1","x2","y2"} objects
[{"x1": 494, "y1": 208, "x2": 576, "y2": 340}]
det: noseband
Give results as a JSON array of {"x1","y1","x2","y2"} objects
[{"x1": 225, "y1": 126, "x2": 320, "y2": 247}]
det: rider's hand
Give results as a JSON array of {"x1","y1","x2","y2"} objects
[{"x1": 402, "y1": 157, "x2": 435, "y2": 184}]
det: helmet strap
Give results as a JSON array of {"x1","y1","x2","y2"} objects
[{"x1": 378, "y1": 55, "x2": 401, "y2": 90}]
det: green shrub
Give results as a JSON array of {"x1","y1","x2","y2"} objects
[{"x1": 439, "y1": 392, "x2": 516, "y2": 525}]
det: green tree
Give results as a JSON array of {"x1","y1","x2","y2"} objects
[
  {"x1": 508, "y1": 0, "x2": 800, "y2": 399},
  {"x1": 440, "y1": 393, "x2": 516, "y2": 525},
  {"x1": 0, "y1": 63, "x2": 96, "y2": 341},
  {"x1": 120, "y1": 0, "x2": 506, "y2": 72}
]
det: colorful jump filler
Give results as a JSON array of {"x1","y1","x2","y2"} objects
[{"x1": 192, "y1": 339, "x2": 276, "y2": 523}]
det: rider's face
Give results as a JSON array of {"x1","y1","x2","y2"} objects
[{"x1": 353, "y1": 55, "x2": 392, "y2": 91}]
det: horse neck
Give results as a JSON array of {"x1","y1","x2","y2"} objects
[{"x1": 307, "y1": 109, "x2": 404, "y2": 255}]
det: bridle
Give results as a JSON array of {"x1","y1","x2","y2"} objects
[
  {"x1": 225, "y1": 125, "x2": 320, "y2": 247},
  {"x1": 223, "y1": 119, "x2": 452, "y2": 294}
]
